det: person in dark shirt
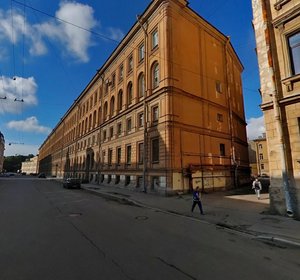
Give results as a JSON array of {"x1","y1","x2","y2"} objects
[{"x1": 191, "y1": 187, "x2": 204, "y2": 215}]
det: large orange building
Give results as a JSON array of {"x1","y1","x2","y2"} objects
[{"x1": 39, "y1": 0, "x2": 249, "y2": 194}]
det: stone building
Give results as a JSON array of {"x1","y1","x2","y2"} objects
[
  {"x1": 39, "y1": 0, "x2": 249, "y2": 194},
  {"x1": 252, "y1": 0, "x2": 300, "y2": 217},
  {"x1": 21, "y1": 156, "x2": 39, "y2": 175},
  {"x1": 248, "y1": 135, "x2": 269, "y2": 177},
  {"x1": 0, "y1": 132, "x2": 4, "y2": 172}
]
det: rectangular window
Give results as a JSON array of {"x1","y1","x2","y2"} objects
[
  {"x1": 216, "y1": 81, "x2": 222, "y2": 93},
  {"x1": 288, "y1": 32, "x2": 300, "y2": 75},
  {"x1": 127, "y1": 118, "x2": 132, "y2": 132},
  {"x1": 119, "y1": 64, "x2": 124, "y2": 81},
  {"x1": 108, "y1": 149, "x2": 113, "y2": 166},
  {"x1": 128, "y1": 55, "x2": 133, "y2": 72},
  {"x1": 110, "y1": 127, "x2": 114, "y2": 139},
  {"x1": 152, "y1": 106, "x2": 159, "y2": 123},
  {"x1": 217, "y1": 113, "x2": 223, "y2": 122},
  {"x1": 105, "y1": 80, "x2": 109, "y2": 95},
  {"x1": 138, "y1": 43, "x2": 145, "y2": 61},
  {"x1": 94, "y1": 91, "x2": 97, "y2": 105},
  {"x1": 138, "y1": 142, "x2": 144, "y2": 164},
  {"x1": 261, "y1": 163, "x2": 265, "y2": 170},
  {"x1": 259, "y1": 144, "x2": 263, "y2": 149},
  {"x1": 152, "y1": 29, "x2": 158, "y2": 49},
  {"x1": 138, "y1": 112, "x2": 144, "y2": 128},
  {"x1": 126, "y1": 145, "x2": 132, "y2": 164},
  {"x1": 117, "y1": 122, "x2": 122, "y2": 136},
  {"x1": 116, "y1": 147, "x2": 121, "y2": 165},
  {"x1": 259, "y1": 153, "x2": 263, "y2": 160},
  {"x1": 151, "y1": 138, "x2": 159, "y2": 163},
  {"x1": 220, "y1": 143, "x2": 225, "y2": 156},
  {"x1": 103, "y1": 130, "x2": 107, "y2": 141},
  {"x1": 111, "y1": 72, "x2": 116, "y2": 88}
]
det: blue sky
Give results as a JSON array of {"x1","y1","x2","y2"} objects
[{"x1": 0, "y1": 0, "x2": 264, "y2": 156}]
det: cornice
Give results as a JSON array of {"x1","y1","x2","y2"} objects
[
  {"x1": 273, "y1": 3, "x2": 300, "y2": 28},
  {"x1": 260, "y1": 92, "x2": 300, "y2": 111},
  {"x1": 274, "y1": 0, "x2": 291, "y2": 11}
]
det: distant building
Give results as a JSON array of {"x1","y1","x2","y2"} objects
[
  {"x1": 248, "y1": 135, "x2": 269, "y2": 177},
  {"x1": 0, "y1": 132, "x2": 4, "y2": 172},
  {"x1": 21, "y1": 156, "x2": 38, "y2": 175},
  {"x1": 39, "y1": 0, "x2": 249, "y2": 194},
  {"x1": 252, "y1": 0, "x2": 300, "y2": 217}
]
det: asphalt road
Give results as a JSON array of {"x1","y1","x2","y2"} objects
[{"x1": 0, "y1": 178, "x2": 299, "y2": 280}]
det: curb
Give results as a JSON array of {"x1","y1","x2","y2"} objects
[
  {"x1": 253, "y1": 235, "x2": 300, "y2": 248},
  {"x1": 81, "y1": 185, "x2": 300, "y2": 248}
]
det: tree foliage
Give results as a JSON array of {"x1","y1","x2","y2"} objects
[{"x1": 3, "y1": 155, "x2": 34, "y2": 172}]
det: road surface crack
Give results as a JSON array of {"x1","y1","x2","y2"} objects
[{"x1": 156, "y1": 257, "x2": 197, "y2": 280}]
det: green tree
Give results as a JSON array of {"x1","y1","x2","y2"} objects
[{"x1": 3, "y1": 155, "x2": 34, "y2": 173}]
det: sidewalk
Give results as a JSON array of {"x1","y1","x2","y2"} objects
[{"x1": 81, "y1": 183, "x2": 300, "y2": 248}]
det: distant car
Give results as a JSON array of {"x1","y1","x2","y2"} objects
[
  {"x1": 38, "y1": 173, "x2": 46, "y2": 178},
  {"x1": 63, "y1": 178, "x2": 81, "y2": 189}
]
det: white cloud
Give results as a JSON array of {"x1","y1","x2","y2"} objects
[
  {"x1": 246, "y1": 116, "x2": 266, "y2": 140},
  {"x1": 0, "y1": 76, "x2": 38, "y2": 114},
  {"x1": 0, "y1": 9, "x2": 47, "y2": 57},
  {"x1": 35, "y1": 1, "x2": 97, "y2": 62},
  {"x1": 0, "y1": 2, "x2": 97, "y2": 62},
  {"x1": 106, "y1": 27, "x2": 124, "y2": 42},
  {"x1": 4, "y1": 143, "x2": 39, "y2": 157},
  {"x1": 6, "y1": 116, "x2": 51, "y2": 134}
]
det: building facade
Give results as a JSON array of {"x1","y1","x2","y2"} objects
[
  {"x1": 248, "y1": 135, "x2": 269, "y2": 177},
  {"x1": 252, "y1": 0, "x2": 300, "y2": 217},
  {"x1": 0, "y1": 132, "x2": 4, "y2": 172},
  {"x1": 39, "y1": 0, "x2": 249, "y2": 194},
  {"x1": 21, "y1": 156, "x2": 39, "y2": 175}
]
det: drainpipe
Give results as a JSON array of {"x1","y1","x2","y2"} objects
[
  {"x1": 97, "y1": 74, "x2": 105, "y2": 185},
  {"x1": 270, "y1": 69, "x2": 294, "y2": 216},
  {"x1": 137, "y1": 15, "x2": 148, "y2": 193},
  {"x1": 224, "y1": 36, "x2": 238, "y2": 187},
  {"x1": 261, "y1": 0, "x2": 294, "y2": 217}
]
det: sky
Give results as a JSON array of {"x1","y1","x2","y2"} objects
[{"x1": 0, "y1": 0, "x2": 265, "y2": 156}]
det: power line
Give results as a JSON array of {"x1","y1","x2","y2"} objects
[
  {"x1": 12, "y1": 0, "x2": 120, "y2": 44},
  {"x1": 10, "y1": 0, "x2": 259, "y2": 108}
]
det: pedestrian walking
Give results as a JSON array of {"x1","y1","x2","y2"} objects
[
  {"x1": 191, "y1": 187, "x2": 204, "y2": 215},
  {"x1": 252, "y1": 177, "x2": 262, "y2": 199}
]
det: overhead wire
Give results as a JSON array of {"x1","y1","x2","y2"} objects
[{"x1": 10, "y1": 0, "x2": 259, "y2": 107}]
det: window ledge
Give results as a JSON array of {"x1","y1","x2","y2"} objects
[
  {"x1": 282, "y1": 74, "x2": 300, "y2": 91},
  {"x1": 274, "y1": 0, "x2": 291, "y2": 11}
]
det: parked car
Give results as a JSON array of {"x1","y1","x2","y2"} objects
[
  {"x1": 38, "y1": 173, "x2": 46, "y2": 178},
  {"x1": 63, "y1": 178, "x2": 81, "y2": 189},
  {"x1": 256, "y1": 174, "x2": 270, "y2": 192}
]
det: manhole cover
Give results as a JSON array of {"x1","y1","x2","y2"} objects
[
  {"x1": 69, "y1": 213, "x2": 82, "y2": 217},
  {"x1": 135, "y1": 216, "x2": 148, "y2": 220}
]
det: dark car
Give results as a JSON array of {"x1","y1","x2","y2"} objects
[
  {"x1": 63, "y1": 178, "x2": 81, "y2": 189},
  {"x1": 38, "y1": 173, "x2": 46, "y2": 178},
  {"x1": 257, "y1": 174, "x2": 270, "y2": 192}
]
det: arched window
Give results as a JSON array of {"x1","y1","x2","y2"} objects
[
  {"x1": 127, "y1": 82, "x2": 133, "y2": 105},
  {"x1": 118, "y1": 90, "x2": 123, "y2": 111},
  {"x1": 138, "y1": 73, "x2": 145, "y2": 98},
  {"x1": 110, "y1": 96, "x2": 115, "y2": 117},
  {"x1": 103, "y1": 102, "x2": 108, "y2": 120},
  {"x1": 152, "y1": 62, "x2": 159, "y2": 89}
]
